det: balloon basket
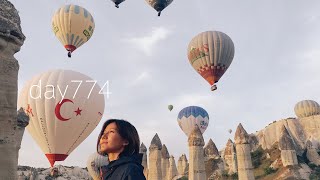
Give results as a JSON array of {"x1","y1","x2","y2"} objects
[{"x1": 211, "y1": 85, "x2": 217, "y2": 91}]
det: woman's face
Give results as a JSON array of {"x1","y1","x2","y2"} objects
[{"x1": 99, "y1": 122, "x2": 128, "y2": 154}]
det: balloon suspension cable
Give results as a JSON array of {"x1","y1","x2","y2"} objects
[
  {"x1": 211, "y1": 85, "x2": 217, "y2": 91},
  {"x1": 68, "y1": 51, "x2": 71, "y2": 58},
  {"x1": 158, "y1": 11, "x2": 161, "y2": 16},
  {"x1": 115, "y1": 4, "x2": 119, "y2": 8}
]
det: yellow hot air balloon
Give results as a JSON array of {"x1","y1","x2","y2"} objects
[
  {"x1": 187, "y1": 31, "x2": 235, "y2": 91},
  {"x1": 52, "y1": 4, "x2": 95, "y2": 58},
  {"x1": 294, "y1": 100, "x2": 320, "y2": 118},
  {"x1": 18, "y1": 70, "x2": 105, "y2": 167}
]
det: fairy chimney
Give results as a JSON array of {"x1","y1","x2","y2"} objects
[
  {"x1": 188, "y1": 125, "x2": 206, "y2": 180},
  {"x1": 148, "y1": 133, "x2": 162, "y2": 180},
  {"x1": 0, "y1": 0, "x2": 26, "y2": 179},
  {"x1": 204, "y1": 139, "x2": 220, "y2": 159},
  {"x1": 161, "y1": 144, "x2": 170, "y2": 179},
  {"x1": 140, "y1": 142, "x2": 148, "y2": 178},
  {"x1": 177, "y1": 154, "x2": 188, "y2": 176},
  {"x1": 224, "y1": 139, "x2": 238, "y2": 174},
  {"x1": 167, "y1": 155, "x2": 178, "y2": 180},
  {"x1": 235, "y1": 123, "x2": 255, "y2": 180}
]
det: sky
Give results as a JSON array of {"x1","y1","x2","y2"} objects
[{"x1": 8, "y1": 0, "x2": 320, "y2": 167}]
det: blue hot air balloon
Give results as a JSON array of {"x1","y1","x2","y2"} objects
[{"x1": 177, "y1": 106, "x2": 209, "y2": 136}]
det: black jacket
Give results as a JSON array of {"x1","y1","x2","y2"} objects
[{"x1": 100, "y1": 153, "x2": 146, "y2": 180}]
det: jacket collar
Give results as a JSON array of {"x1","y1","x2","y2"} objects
[{"x1": 107, "y1": 153, "x2": 143, "y2": 168}]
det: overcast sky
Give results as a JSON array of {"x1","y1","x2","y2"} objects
[{"x1": 9, "y1": 0, "x2": 320, "y2": 167}]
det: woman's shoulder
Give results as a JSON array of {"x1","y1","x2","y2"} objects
[
  {"x1": 121, "y1": 162, "x2": 145, "y2": 180},
  {"x1": 122, "y1": 161, "x2": 143, "y2": 171}
]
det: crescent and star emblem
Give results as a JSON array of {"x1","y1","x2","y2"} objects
[{"x1": 55, "y1": 99, "x2": 82, "y2": 121}]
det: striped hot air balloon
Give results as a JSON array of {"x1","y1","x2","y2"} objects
[
  {"x1": 18, "y1": 70, "x2": 105, "y2": 167},
  {"x1": 52, "y1": 4, "x2": 95, "y2": 58},
  {"x1": 187, "y1": 31, "x2": 235, "y2": 91},
  {"x1": 177, "y1": 106, "x2": 209, "y2": 137},
  {"x1": 145, "y1": 0, "x2": 173, "y2": 16},
  {"x1": 294, "y1": 100, "x2": 320, "y2": 118}
]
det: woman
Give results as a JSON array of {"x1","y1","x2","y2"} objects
[{"x1": 97, "y1": 119, "x2": 146, "y2": 180}]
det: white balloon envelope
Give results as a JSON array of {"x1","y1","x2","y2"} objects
[{"x1": 18, "y1": 69, "x2": 105, "y2": 167}]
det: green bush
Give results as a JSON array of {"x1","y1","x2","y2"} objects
[
  {"x1": 314, "y1": 166, "x2": 320, "y2": 174},
  {"x1": 264, "y1": 167, "x2": 277, "y2": 175},
  {"x1": 231, "y1": 172, "x2": 238, "y2": 179},
  {"x1": 221, "y1": 170, "x2": 229, "y2": 177},
  {"x1": 251, "y1": 147, "x2": 264, "y2": 168},
  {"x1": 310, "y1": 173, "x2": 320, "y2": 180},
  {"x1": 298, "y1": 150, "x2": 309, "y2": 164},
  {"x1": 177, "y1": 176, "x2": 188, "y2": 180},
  {"x1": 309, "y1": 163, "x2": 317, "y2": 170}
]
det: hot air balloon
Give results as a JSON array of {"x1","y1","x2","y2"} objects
[
  {"x1": 87, "y1": 152, "x2": 109, "y2": 180},
  {"x1": 168, "y1": 105, "x2": 173, "y2": 111},
  {"x1": 228, "y1": 129, "x2": 232, "y2": 134},
  {"x1": 187, "y1": 31, "x2": 235, "y2": 91},
  {"x1": 18, "y1": 70, "x2": 105, "y2": 167},
  {"x1": 52, "y1": 4, "x2": 95, "y2": 58},
  {"x1": 294, "y1": 100, "x2": 320, "y2": 119},
  {"x1": 177, "y1": 106, "x2": 209, "y2": 136},
  {"x1": 145, "y1": 0, "x2": 173, "y2": 16},
  {"x1": 111, "y1": 0, "x2": 125, "y2": 8}
]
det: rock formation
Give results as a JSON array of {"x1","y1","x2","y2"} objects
[
  {"x1": 204, "y1": 139, "x2": 220, "y2": 159},
  {"x1": 177, "y1": 154, "x2": 188, "y2": 176},
  {"x1": 140, "y1": 142, "x2": 148, "y2": 178},
  {"x1": 161, "y1": 144, "x2": 170, "y2": 179},
  {"x1": 224, "y1": 139, "x2": 238, "y2": 174},
  {"x1": 254, "y1": 116, "x2": 320, "y2": 155},
  {"x1": 235, "y1": 123, "x2": 255, "y2": 180},
  {"x1": 0, "y1": 1, "x2": 26, "y2": 178},
  {"x1": 188, "y1": 125, "x2": 206, "y2": 180},
  {"x1": 148, "y1": 133, "x2": 162, "y2": 180},
  {"x1": 168, "y1": 155, "x2": 178, "y2": 180},
  {"x1": 18, "y1": 165, "x2": 90, "y2": 179},
  {"x1": 306, "y1": 140, "x2": 320, "y2": 165},
  {"x1": 279, "y1": 125, "x2": 298, "y2": 167}
]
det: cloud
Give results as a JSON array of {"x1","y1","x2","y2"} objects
[
  {"x1": 129, "y1": 71, "x2": 151, "y2": 86},
  {"x1": 305, "y1": 15, "x2": 319, "y2": 24},
  {"x1": 123, "y1": 27, "x2": 172, "y2": 56}
]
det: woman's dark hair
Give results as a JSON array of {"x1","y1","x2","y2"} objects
[{"x1": 97, "y1": 119, "x2": 140, "y2": 157}]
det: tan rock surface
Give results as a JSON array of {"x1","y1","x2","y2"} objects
[
  {"x1": 235, "y1": 123, "x2": 255, "y2": 180},
  {"x1": 148, "y1": 134, "x2": 162, "y2": 180},
  {"x1": 188, "y1": 125, "x2": 206, "y2": 180},
  {"x1": 0, "y1": 1, "x2": 25, "y2": 179},
  {"x1": 161, "y1": 144, "x2": 170, "y2": 180},
  {"x1": 140, "y1": 142, "x2": 148, "y2": 179},
  {"x1": 204, "y1": 139, "x2": 219, "y2": 159}
]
